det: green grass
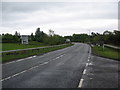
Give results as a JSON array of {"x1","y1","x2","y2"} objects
[
  {"x1": 2, "y1": 44, "x2": 73, "y2": 63},
  {"x1": 2, "y1": 42, "x2": 47, "y2": 51},
  {"x1": 92, "y1": 46, "x2": 120, "y2": 60}
]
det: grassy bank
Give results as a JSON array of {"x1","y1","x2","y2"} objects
[
  {"x1": 92, "y1": 46, "x2": 120, "y2": 60},
  {"x1": 2, "y1": 41, "x2": 48, "y2": 51},
  {"x1": 2, "y1": 44, "x2": 73, "y2": 63}
]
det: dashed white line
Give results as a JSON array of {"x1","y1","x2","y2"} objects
[
  {"x1": 83, "y1": 69, "x2": 87, "y2": 75},
  {"x1": 1, "y1": 70, "x2": 27, "y2": 82},
  {"x1": 78, "y1": 47, "x2": 91, "y2": 88},
  {"x1": 1, "y1": 54, "x2": 65, "y2": 82},
  {"x1": 4, "y1": 56, "x2": 36, "y2": 65},
  {"x1": 88, "y1": 59, "x2": 90, "y2": 62},
  {"x1": 33, "y1": 55, "x2": 36, "y2": 57},
  {"x1": 86, "y1": 63, "x2": 88, "y2": 67},
  {"x1": 88, "y1": 63, "x2": 93, "y2": 66},
  {"x1": 1, "y1": 61, "x2": 49, "y2": 82},
  {"x1": 42, "y1": 62, "x2": 48, "y2": 65},
  {"x1": 60, "y1": 54, "x2": 65, "y2": 57},
  {"x1": 4, "y1": 61, "x2": 16, "y2": 65},
  {"x1": 56, "y1": 57, "x2": 60, "y2": 59},
  {"x1": 78, "y1": 79, "x2": 84, "y2": 88},
  {"x1": 54, "y1": 54, "x2": 65, "y2": 60},
  {"x1": 17, "y1": 59, "x2": 25, "y2": 62},
  {"x1": 26, "y1": 56, "x2": 33, "y2": 59}
]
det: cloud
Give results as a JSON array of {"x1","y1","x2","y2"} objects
[{"x1": 1, "y1": 2, "x2": 118, "y2": 36}]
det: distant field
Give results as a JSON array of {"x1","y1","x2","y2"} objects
[
  {"x1": 2, "y1": 41, "x2": 47, "y2": 51},
  {"x1": 92, "y1": 46, "x2": 120, "y2": 60}
]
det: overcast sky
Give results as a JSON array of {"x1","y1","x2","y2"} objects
[{"x1": 1, "y1": 0, "x2": 119, "y2": 36}]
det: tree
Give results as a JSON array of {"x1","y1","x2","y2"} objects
[
  {"x1": 2, "y1": 33, "x2": 20, "y2": 43},
  {"x1": 71, "y1": 34, "x2": 89, "y2": 43},
  {"x1": 15, "y1": 31, "x2": 19, "y2": 37},
  {"x1": 35, "y1": 28, "x2": 41, "y2": 42},
  {"x1": 30, "y1": 33, "x2": 35, "y2": 41},
  {"x1": 44, "y1": 34, "x2": 65, "y2": 45},
  {"x1": 35, "y1": 27, "x2": 47, "y2": 42}
]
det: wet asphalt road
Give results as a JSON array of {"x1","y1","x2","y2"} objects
[{"x1": 2, "y1": 43, "x2": 119, "y2": 88}]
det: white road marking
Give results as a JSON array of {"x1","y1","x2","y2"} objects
[
  {"x1": 1, "y1": 62, "x2": 49, "y2": 82},
  {"x1": 56, "y1": 57, "x2": 60, "y2": 59},
  {"x1": 88, "y1": 59, "x2": 90, "y2": 62},
  {"x1": 4, "y1": 56, "x2": 34, "y2": 65},
  {"x1": 60, "y1": 54, "x2": 65, "y2": 57},
  {"x1": 83, "y1": 69, "x2": 87, "y2": 75},
  {"x1": 2, "y1": 54, "x2": 65, "y2": 82},
  {"x1": 78, "y1": 46, "x2": 91, "y2": 88},
  {"x1": 42, "y1": 62, "x2": 48, "y2": 65},
  {"x1": 33, "y1": 55, "x2": 36, "y2": 57},
  {"x1": 88, "y1": 63, "x2": 93, "y2": 66},
  {"x1": 26, "y1": 56, "x2": 33, "y2": 59},
  {"x1": 78, "y1": 79, "x2": 84, "y2": 88},
  {"x1": 1, "y1": 76, "x2": 11, "y2": 82},
  {"x1": 1, "y1": 70, "x2": 27, "y2": 82},
  {"x1": 55, "y1": 54, "x2": 65, "y2": 60},
  {"x1": 86, "y1": 63, "x2": 88, "y2": 67},
  {"x1": 4, "y1": 53, "x2": 65, "y2": 65},
  {"x1": 4, "y1": 61, "x2": 16, "y2": 65},
  {"x1": 17, "y1": 59, "x2": 25, "y2": 62}
]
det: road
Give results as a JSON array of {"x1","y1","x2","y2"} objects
[{"x1": 2, "y1": 43, "x2": 119, "y2": 88}]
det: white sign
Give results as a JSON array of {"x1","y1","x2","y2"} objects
[{"x1": 21, "y1": 35, "x2": 28, "y2": 44}]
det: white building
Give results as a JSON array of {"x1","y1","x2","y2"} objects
[
  {"x1": 21, "y1": 35, "x2": 29, "y2": 44},
  {"x1": 66, "y1": 39, "x2": 71, "y2": 43},
  {"x1": 49, "y1": 29, "x2": 54, "y2": 36}
]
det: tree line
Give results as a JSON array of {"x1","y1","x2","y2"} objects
[
  {"x1": 1, "y1": 31, "x2": 21, "y2": 43},
  {"x1": 64, "y1": 30, "x2": 120, "y2": 46},
  {"x1": 91, "y1": 30, "x2": 120, "y2": 45},
  {"x1": 30, "y1": 28, "x2": 65, "y2": 45},
  {"x1": 1, "y1": 28, "x2": 65, "y2": 45},
  {"x1": 1, "y1": 28, "x2": 119, "y2": 46}
]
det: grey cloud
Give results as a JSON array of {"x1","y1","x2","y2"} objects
[{"x1": 1, "y1": 2, "x2": 118, "y2": 35}]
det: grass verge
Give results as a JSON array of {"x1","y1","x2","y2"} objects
[
  {"x1": 2, "y1": 44, "x2": 73, "y2": 63},
  {"x1": 92, "y1": 46, "x2": 120, "y2": 60},
  {"x1": 2, "y1": 41, "x2": 47, "y2": 51}
]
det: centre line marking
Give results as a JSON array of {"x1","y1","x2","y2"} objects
[
  {"x1": 78, "y1": 79, "x2": 84, "y2": 88},
  {"x1": 42, "y1": 62, "x2": 48, "y2": 65},
  {"x1": 1, "y1": 61, "x2": 49, "y2": 82},
  {"x1": 88, "y1": 63, "x2": 93, "y2": 66},
  {"x1": 78, "y1": 47, "x2": 91, "y2": 88},
  {"x1": 2, "y1": 54, "x2": 65, "y2": 82},
  {"x1": 86, "y1": 63, "x2": 88, "y2": 67},
  {"x1": 83, "y1": 69, "x2": 87, "y2": 75}
]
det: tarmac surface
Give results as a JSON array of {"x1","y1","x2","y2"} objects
[{"x1": 2, "y1": 43, "x2": 119, "y2": 88}]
